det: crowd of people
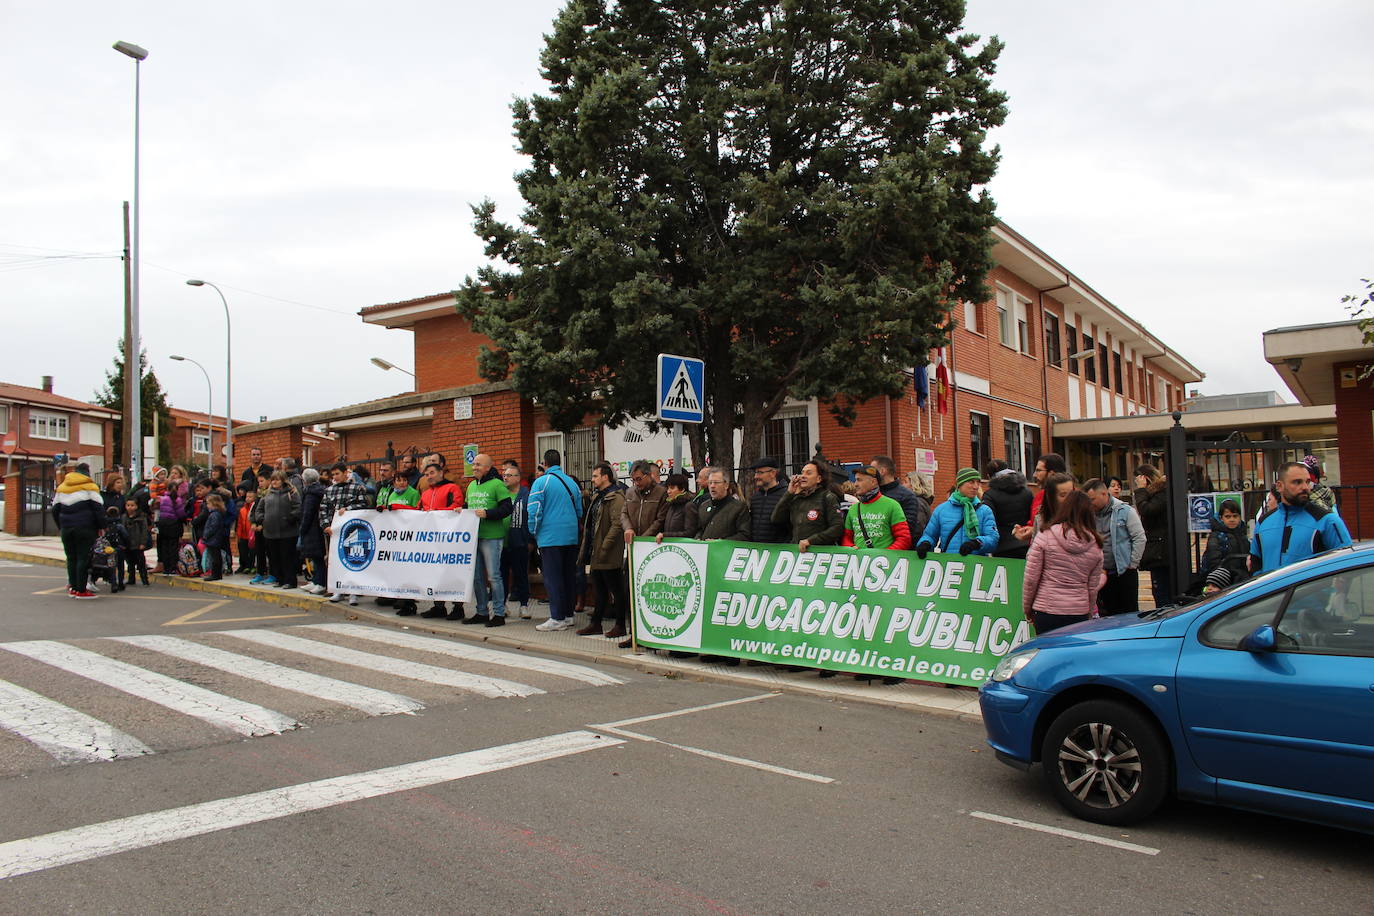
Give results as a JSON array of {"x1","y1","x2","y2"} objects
[{"x1": 50, "y1": 444, "x2": 1353, "y2": 655}]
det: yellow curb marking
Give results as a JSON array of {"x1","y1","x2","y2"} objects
[{"x1": 163, "y1": 600, "x2": 310, "y2": 627}]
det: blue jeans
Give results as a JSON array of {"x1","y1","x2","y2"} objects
[
  {"x1": 473, "y1": 537, "x2": 506, "y2": 618},
  {"x1": 540, "y1": 544, "x2": 578, "y2": 620}
]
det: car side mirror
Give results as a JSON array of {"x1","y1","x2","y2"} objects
[{"x1": 1241, "y1": 625, "x2": 1276, "y2": 653}]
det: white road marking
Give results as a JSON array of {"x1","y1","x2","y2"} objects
[
  {"x1": 0, "y1": 730, "x2": 622, "y2": 881},
  {"x1": 0, "y1": 641, "x2": 299, "y2": 738},
  {"x1": 597, "y1": 693, "x2": 777, "y2": 729},
  {"x1": 594, "y1": 724, "x2": 834, "y2": 784},
  {"x1": 302, "y1": 623, "x2": 623, "y2": 687},
  {"x1": 0, "y1": 679, "x2": 154, "y2": 764},
  {"x1": 108, "y1": 635, "x2": 424, "y2": 717},
  {"x1": 218, "y1": 629, "x2": 543, "y2": 699},
  {"x1": 968, "y1": 811, "x2": 1161, "y2": 856}
]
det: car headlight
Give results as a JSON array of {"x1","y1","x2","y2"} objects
[{"x1": 989, "y1": 649, "x2": 1039, "y2": 683}]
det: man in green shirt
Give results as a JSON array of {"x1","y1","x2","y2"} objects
[
  {"x1": 841, "y1": 465, "x2": 913, "y2": 550},
  {"x1": 463, "y1": 453, "x2": 515, "y2": 627}
]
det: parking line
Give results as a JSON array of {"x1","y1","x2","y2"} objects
[
  {"x1": 595, "y1": 724, "x2": 834, "y2": 784},
  {"x1": 968, "y1": 810, "x2": 1160, "y2": 856},
  {"x1": 0, "y1": 730, "x2": 622, "y2": 881},
  {"x1": 598, "y1": 693, "x2": 778, "y2": 729}
]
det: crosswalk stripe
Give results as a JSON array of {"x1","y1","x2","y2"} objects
[
  {"x1": 217, "y1": 629, "x2": 544, "y2": 699},
  {"x1": 0, "y1": 730, "x2": 622, "y2": 881},
  {"x1": 0, "y1": 679, "x2": 154, "y2": 764},
  {"x1": 0, "y1": 641, "x2": 300, "y2": 738},
  {"x1": 107, "y1": 635, "x2": 424, "y2": 717},
  {"x1": 301, "y1": 623, "x2": 625, "y2": 687}
]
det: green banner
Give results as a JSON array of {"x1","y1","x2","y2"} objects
[{"x1": 629, "y1": 539, "x2": 1032, "y2": 686}]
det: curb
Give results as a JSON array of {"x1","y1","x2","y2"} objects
[{"x1": 0, "y1": 546, "x2": 983, "y2": 722}]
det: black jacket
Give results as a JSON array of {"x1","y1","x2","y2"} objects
[
  {"x1": 749, "y1": 483, "x2": 790, "y2": 543},
  {"x1": 980, "y1": 470, "x2": 1034, "y2": 558},
  {"x1": 879, "y1": 481, "x2": 930, "y2": 537},
  {"x1": 298, "y1": 481, "x2": 326, "y2": 555}
]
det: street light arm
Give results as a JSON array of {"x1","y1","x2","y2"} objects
[
  {"x1": 170, "y1": 355, "x2": 213, "y2": 461},
  {"x1": 187, "y1": 279, "x2": 232, "y2": 472}
]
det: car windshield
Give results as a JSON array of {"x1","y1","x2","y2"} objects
[
  {"x1": 1137, "y1": 545, "x2": 1365, "y2": 621},
  {"x1": 1137, "y1": 567, "x2": 1283, "y2": 621}
]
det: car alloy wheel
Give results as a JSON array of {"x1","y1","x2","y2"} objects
[{"x1": 1041, "y1": 699, "x2": 1169, "y2": 826}]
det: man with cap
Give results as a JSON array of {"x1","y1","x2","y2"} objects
[
  {"x1": 747, "y1": 456, "x2": 790, "y2": 544},
  {"x1": 915, "y1": 467, "x2": 999, "y2": 558},
  {"x1": 840, "y1": 465, "x2": 912, "y2": 550}
]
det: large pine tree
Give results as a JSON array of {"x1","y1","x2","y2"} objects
[
  {"x1": 93, "y1": 342, "x2": 173, "y2": 470},
  {"x1": 458, "y1": 0, "x2": 1006, "y2": 472}
]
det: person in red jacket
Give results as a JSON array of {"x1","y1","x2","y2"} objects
[
  {"x1": 418, "y1": 459, "x2": 465, "y2": 620},
  {"x1": 1022, "y1": 489, "x2": 1106, "y2": 635}
]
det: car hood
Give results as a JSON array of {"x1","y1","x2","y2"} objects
[{"x1": 1024, "y1": 613, "x2": 1163, "y2": 649}]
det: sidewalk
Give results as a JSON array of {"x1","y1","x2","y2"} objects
[{"x1": 0, "y1": 533, "x2": 982, "y2": 722}]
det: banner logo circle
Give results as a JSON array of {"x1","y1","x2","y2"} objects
[
  {"x1": 337, "y1": 518, "x2": 377, "y2": 571},
  {"x1": 636, "y1": 543, "x2": 702, "y2": 639}
]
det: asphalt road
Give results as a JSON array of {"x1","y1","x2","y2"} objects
[{"x1": 0, "y1": 561, "x2": 1370, "y2": 914}]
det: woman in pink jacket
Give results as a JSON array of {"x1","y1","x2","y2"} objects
[{"x1": 1022, "y1": 490, "x2": 1106, "y2": 635}]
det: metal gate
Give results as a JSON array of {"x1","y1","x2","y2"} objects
[{"x1": 18, "y1": 461, "x2": 57, "y2": 536}]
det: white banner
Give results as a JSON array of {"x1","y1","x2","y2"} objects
[{"x1": 327, "y1": 509, "x2": 480, "y2": 601}]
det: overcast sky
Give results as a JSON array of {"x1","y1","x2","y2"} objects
[{"x1": 4, "y1": 1, "x2": 1370, "y2": 424}]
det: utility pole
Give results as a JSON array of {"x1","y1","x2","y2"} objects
[{"x1": 122, "y1": 201, "x2": 135, "y2": 477}]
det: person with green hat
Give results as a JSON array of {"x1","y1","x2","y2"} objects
[
  {"x1": 839, "y1": 465, "x2": 911, "y2": 550},
  {"x1": 915, "y1": 467, "x2": 998, "y2": 558}
]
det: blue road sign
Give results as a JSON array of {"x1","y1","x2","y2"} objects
[{"x1": 657, "y1": 354, "x2": 704, "y2": 423}]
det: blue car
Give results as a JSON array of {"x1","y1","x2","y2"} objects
[{"x1": 980, "y1": 542, "x2": 1374, "y2": 830}]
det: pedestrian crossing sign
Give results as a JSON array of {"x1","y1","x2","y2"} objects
[{"x1": 657, "y1": 354, "x2": 705, "y2": 424}]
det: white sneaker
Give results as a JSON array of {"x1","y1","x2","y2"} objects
[
  {"x1": 534, "y1": 619, "x2": 561, "y2": 632},
  {"x1": 519, "y1": 605, "x2": 532, "y2": 619},
  {"x1": 303, "y1": 584, "x2": 322, "y2": 595},
  {"x1": 327, "y1": 593, "x2": 341, "y2": 603},
  {"x1": 347, "y1": 595, "x2": 358, "y2": 606},
  {"x1": 552, "y1": 618, "x2": 575, "y2": 631}
]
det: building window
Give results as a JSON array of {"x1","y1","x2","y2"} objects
[
  {"x1": 0, "y1": 404, "x2": 7, "y2": 434},
  {"x1": 969, "y1": 412, "x2": 991, "y2": 473},
  {"x1": 1018, "y1": 304, "x2": 1033, "y2": 356},
  {"x1": 996, "y1": 289, "x2": 1014, "y2": 348},
  {"x1": 29, "y1": 411, "x2": 68, "y2": 441},
  {"x1": 1065, "y1": 322, "x2": 1078, "y2": 375},
  {"x1": 1003, "y1": 420, "x2": 1042, "y2": 474},
  {"x1": 963, "y1": 300, "x2": 979, "y2": 334},
  {"x1": 1043, "y1": 312, "x2": 1061, "y2": 367},
  {"x1": 1098, "y1": 343, "x2": 1110, "y2": 391},
  {"x1": 1112, "y1": 351, "x2": 1124, "y2": 394},
  {"x1": 80, "y1": 420, "x2": 103, "y2": 446},
  {"x1": 763, "y1": 408, "x2": 809, "y2": 474},
  {"x1": 192, "y1": 431, "x2": 211, "y2": 455},
  {"x1": 1082, "y1": 332, "x2": 1096, "y2": 383}
]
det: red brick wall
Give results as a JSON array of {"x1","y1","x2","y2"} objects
[
  {"x1": 1335, "y1": 361, "x2": 1374, "y2": 488},
  {"x1": 2, "y1": 470, "x2": 19, "y2": 534},
  {"x1": 413, "y1": 314, "x2": 496, "y2": 392},
  {"x1": 337, "y1": 423, "x2": 431, "y2": 462},
  {"x1": 429, "y1": 391, "x2": 535, "y2": 476},
  {"x1": 231, "y1": 427, "x2": 305, "y2": 470}
]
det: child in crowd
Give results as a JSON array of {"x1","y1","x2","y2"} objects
[
  {"x1": 201, "y1": 492, "x2": 229, "y2": 581},
  {"x1": 103, "y1": 506, "x2": 130, "y2": 592},
  {"x1": 236, "y1": 485, "x2": 257, "y2": 577},
  {"x1": 123, "y1": 498, "x2": 152, "y2": 586}
]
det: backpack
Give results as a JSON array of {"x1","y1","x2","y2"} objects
[
  {"x1": 177, "y1": 541, "x2": 201, "y2": 577},
  {"x1": 90, "y1": 535, "x2": 114, "y2": 569}
]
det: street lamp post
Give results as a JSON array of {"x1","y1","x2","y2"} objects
[
  {"x1": 113, "y1": 40, "x2": 148, "y2": 482},
  {"x1": 186, "y1": 280, "x2": 232, "y2": 474},
  {"x1": 170, "y1": 355, "x2": 213, "y2": 465},
  {"x1": 370, "y1": 357, "x2": 416, "y2": 381}
]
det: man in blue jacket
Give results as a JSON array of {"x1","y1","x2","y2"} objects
[
  {"x1": 1251, "y1": 461, "x2": 1352, "y2": 574},
  {"x1": 529, "y1": 449, "x2": 583, "y2": 631}
]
